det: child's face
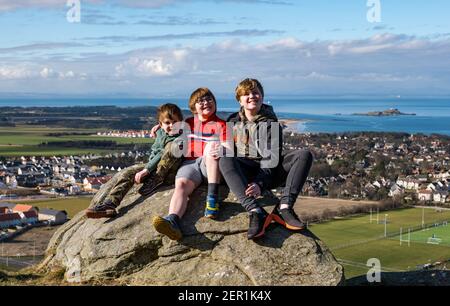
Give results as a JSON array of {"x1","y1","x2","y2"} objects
[
  {"x1": 195, "y1": 95, "x2": 216, "y2": 118},
  {"x1": 160, "y1": 117, "x2": 179, "y2": 135},
  {"x1": 239, "y1": 88, "x2": 263, "y2": 113}
]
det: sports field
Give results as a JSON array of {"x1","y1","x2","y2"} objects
[
  {"x1": 309, "y1": 207, "x2": 450, "y2": 279},
  {"x1": 12, "y1": 196, "x2": 92, "y2": 218},
  {"x1": 391, "y1": 222, "x2": 450, "y2": 246},
  {"x1": 0, "y1": 126, "x2": 152, "y2": 156}
]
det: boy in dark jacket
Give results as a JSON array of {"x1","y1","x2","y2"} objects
[
  {"x1": 85, "y1": 103, "x2": 183, "y2": 219},
  {"x1": 219, "y1": 79, "x2": 314, "y2": 240}
]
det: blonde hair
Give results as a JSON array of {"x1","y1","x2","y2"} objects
[
  {"x1": 235, "y1": 78, "x2": 264, "y2": 102},
  {"x1": 188, "y1": 87, "x2": 217, "y2": 114}
]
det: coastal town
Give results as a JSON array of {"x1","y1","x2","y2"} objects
[
  {"x1": 1, "y1": 130, "x2": 449, "y2": 208},
  {"x1": 284, "y1": 132, "x2": 450, "y2": 205},
  {"x1": 0, "y1": 153, "x2": 149, "y2": 197}
]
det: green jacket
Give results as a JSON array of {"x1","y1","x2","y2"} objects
[{"x1": 145, "y1": 129, "x2": 179, "y2": 172}]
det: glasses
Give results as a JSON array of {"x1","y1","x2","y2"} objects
[{"x1": 197, "y1": 96, "x2": 214, "y2": 105}]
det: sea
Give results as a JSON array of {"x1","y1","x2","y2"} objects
[{"x1": 1, "y1": 98, "x2": 450, "y2": 136}]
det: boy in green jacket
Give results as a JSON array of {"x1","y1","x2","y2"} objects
[{"x1": 86, "y1": 103, "x2": 184, "y2": 219}]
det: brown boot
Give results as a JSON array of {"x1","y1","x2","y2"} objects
[{"x1": 85, "y1": 199, "x2": 118, "y2": 219}]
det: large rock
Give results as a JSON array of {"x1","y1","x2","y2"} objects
[{"x1": 40, "y1": 166, "x2": 345, "y2": 285}]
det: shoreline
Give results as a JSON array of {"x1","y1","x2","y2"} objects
[{"x1": 279, "y1": 119, "x2": 310, "y2": 133}]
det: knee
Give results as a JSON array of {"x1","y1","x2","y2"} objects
[
  {"x1": 175, "y1": 178, "x2": 193, "y2": 192},
  {"x1": 296, "y1": 149, "x2": 314, "y2": 163},
  {"x1": 219, "y1": 156, "x2": 233, "y2": 171}
]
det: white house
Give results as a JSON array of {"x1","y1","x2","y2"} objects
[
  {"x1": 418, "y1": 190, "x2": 433, "y2": 202},
  {"x1": 389, "y1": 184, "x2": 404, "y2": 198},
  {"x1": 397, "y1": 178, "x2": 420, "y2": 190},
  {"x1": 38, "y1": 209, "x2": 67, "y2": 225},
  {"x1": 426, "y1": 183, "x2": 437, "y2": 191},
  {"x1": 433, "y1": 191, "x2": 448, "y2": 204}
]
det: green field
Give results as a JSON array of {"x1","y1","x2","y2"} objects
[
  {"x1": 309, "y1": 207, "x2": 450, "y2": 279},
  {"x1": 13, "y1": 197, "x2": 92, "y2": 218},
  {"x1": 391, "y1": 222, "x2": 450, "y2": 246},
  {"x1": 0, "y1": 125, "x2": 152, "y2": 156}
]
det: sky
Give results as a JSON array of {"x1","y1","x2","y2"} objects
[{"x1": 0, "y1": 0, "x2": 450, "y2": 98}]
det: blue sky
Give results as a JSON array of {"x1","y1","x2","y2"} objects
[{"x1": 1, "y1": 0, "x2": 450, "y2": 98}]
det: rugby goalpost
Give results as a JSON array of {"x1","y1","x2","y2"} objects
[
  {"x1": 399, "y1": 227, "x2": 411, "y2": 247},
  {"x1": 369, "y1": 208, "x2": 380, "y2": 224}
]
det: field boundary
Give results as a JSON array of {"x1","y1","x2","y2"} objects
[
  {"x1": 331, "y1": 218, "x2": 450, "y2": 251},
  {"x1": 337, "y1": 258, "x2": 404, "y2": 273}
]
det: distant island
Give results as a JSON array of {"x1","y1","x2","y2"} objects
[{"x1": 352, "y1": 108, "x2": 416, "y2": 116}]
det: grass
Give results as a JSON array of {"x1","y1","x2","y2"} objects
[
  {"x1": 0, "y1": 267, "x2": 67, "y2": 286},
  {"x1": 391, "y1": 222, "x2": 450, "y2": 246},
  {"x1": 12, "y1": 196, "x2": 92, "y2": 218},
  {"x1": 309, "y1": 207, "x2": 450, "y2": 279},
  {"x1": 310, "y1": 207, "x2": 450, "y2": 250},
  {"x1": 0, "y1": 125, "x2": 152, "y2": 156}
]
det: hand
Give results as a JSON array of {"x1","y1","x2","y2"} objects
[
  {"x1": 150, "y1": 124, "x2": 161, "y2": 138},
  {"x1": 209, "y1": 142, "x2": 221, "y2": 160},
  {"x1": 205, "y1": 142, "x2": 221, "y2": 160},
  {"x1": 245, "y1": 182, "x2": 261, "y2": 198},
  {"x1": 135, "y1": 169, "x2": 149, "y2": 184}
]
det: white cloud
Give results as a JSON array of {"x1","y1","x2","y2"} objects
[
  {"x1": 115, "y1": 57, "x2": 174, "y2": 77},
  {"x1": 40, "y1": 67, "x2": 57, "y2": 78},
  {"x1": 0, "y1": 65, "x2": 33, "y2": 79},
  {"x1": 137, "y1": 59, "x2": 173, "y2": 76},
  {"x1": 2, "y1": 34, "x2": 450, "y2": 96}
]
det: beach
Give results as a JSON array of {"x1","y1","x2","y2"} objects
[{"x1": 280, "y1": 119, "x2": 308, "y2": 133}]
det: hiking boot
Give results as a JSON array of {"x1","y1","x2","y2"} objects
[
  {"x1": 139, "y1": 175, "x2": 164, "y2": 197},
  {"x1": 247, "y1": 209, "x2": 269, "y2": 240},
  {"x1": 204, "y1": 196, "x2": 220, "y2": 219},
  {"x1": 277, "y1": 206, "x2": 305, "y2": 230},
  {"x1": 85, "y1": 199, "x2": 118, "y2": 219},
  {"x1": 152, "y1": 215, "x2": 182, "y2": 241}
]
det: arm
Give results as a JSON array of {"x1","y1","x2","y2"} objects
[
  {"x1": 145, "y1": 150, "x2": 164, "y2": 173},
  {"x1": 145, "y1": 129, "x2": 164, "y2": 172},
  {"x1": 150, "y1": 124, "x2": 160, "y2": 138}
]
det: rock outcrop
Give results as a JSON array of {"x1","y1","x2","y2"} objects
[{"x1": 39, "y1": 166, "x2": 345, "y2": 285}]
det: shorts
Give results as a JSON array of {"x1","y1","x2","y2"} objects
[{"x1": 175, "y1": 157, "x2": 208, "y2": 186}]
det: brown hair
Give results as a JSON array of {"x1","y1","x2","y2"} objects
[
  {"x1": 157, "y1": 103, "x2": 183, "y2": 123},
  {"x1": 235, "y1": 78, "x2": 264, "y2": 102},
  {"x1": 188, "y1": 87, "x2": 217, "y2": 114}
]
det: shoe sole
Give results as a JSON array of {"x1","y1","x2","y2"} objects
[
  {"x1": 85, "y1": 209, "x2": 117, "y2": 219},
  {"x1": 152, "y1": 216, "x2": 182, "y2": 241},
  {"x1": 204, "y1": 209, "x2": 219, "y2": 219},
  {"x1": 285, "y1": 223, "x2": 305, "y2": 231},
  {"x1": 204, "y1": 214, "x2": 218, "y2": 219},
  {"x1": 273, "y1": 208, "x2": 305, "y2": 231}
]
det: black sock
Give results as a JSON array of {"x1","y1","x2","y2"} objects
[{"x1": 208, "y1": 183, "x2": 219, "y2": 199}]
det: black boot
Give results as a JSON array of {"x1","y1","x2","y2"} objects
[
  {"x1": 277, "y1": 206, "x2": 305, "y2": 230},
  {"x1": 247, "y1": 208, "x2": 268, "y2": 240}
]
